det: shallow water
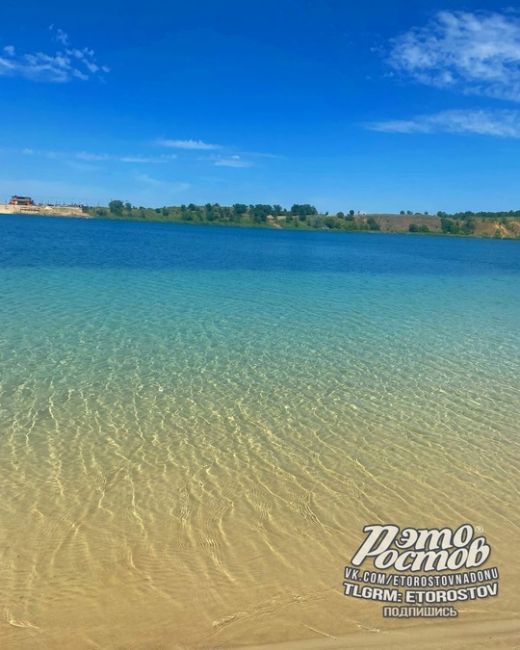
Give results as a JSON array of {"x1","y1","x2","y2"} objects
[{"x1": 0, "y1": 216, "x2": 519, "y2": 648}]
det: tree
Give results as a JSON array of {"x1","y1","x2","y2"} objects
[
  {"x1": 349, "y1": 209, "x2": 355, "y2": 217},
  {"x1": 109, "y1": 200, "x2": 124, "y2": 215},
  {"x1": 290, "y1": 204, "x2": 318, "y2": 217},
  {"x1": 461, "y1": 218, "x2": 476, "y2": 234},
  {"x1": 232, "y1": 203, "x2": 248, "y2": 215},
  {"x1": 336, "y1": 211, "x2": 345, "y2": 218},
  {"x1": 440, "y1": 217, "x2": 460, "y2": 234},
  {"x1": 250, "y1": 204, "x2": 273, "y2": 222},
  {"x1": 409, "y1": 224, "x2": 430, "y2": 233}
]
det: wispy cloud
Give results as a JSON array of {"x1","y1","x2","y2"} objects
[
  {"x1": 367, "y1": 109, "x2": 520, "y2": 138},
  {"x1": 21, "y1": 147, "x2": 62, "y2": 159},
  {"x1": 118, "y1": 155, "x2": 176, "y2": 164},
  {"x1": 51, "y1": 26, "x2": 70, "y2": 47},
  {"x1": 22, "y1": 148, "x2": 176, "y2": 164},
  {"x1": 155, "y1": 138, "x2": 278, "y2": 167},
  {"x1": 73, "y1": 151, "x2": 110, "y2": 161},
  {"x1": 241, "y1": 150, "x2": 283, "y2": 159},
  {"x1": 389, "y1": 10, "x2": 520, "y2": 101},
  {"x1": 76, "y1": 151, "x2": 176, "y2": 163},
  {"x1": 213, "y1": 155, "x2": 253, "y2": 168},
  {"x1": 156, "y1": 138, "x2": 220, "y2": 150},
  {"x1": 0, "y1": 27, "x2": 109, "y2": 83}
]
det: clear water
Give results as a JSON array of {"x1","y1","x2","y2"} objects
[{"x1": 0, "y1": 215, "x2": 519, "y2": 648}]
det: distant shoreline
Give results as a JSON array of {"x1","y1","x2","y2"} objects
[
  {"x1": 0, "y1": 203, "x2": 84, "y2": 217},
  {"x1": 2, "y1": 208, "x2": 520, "y2": 240}
]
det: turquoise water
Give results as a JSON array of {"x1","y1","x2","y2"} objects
[{"x1": 0, "y1": 215, "x2": 519, "y2": 648}]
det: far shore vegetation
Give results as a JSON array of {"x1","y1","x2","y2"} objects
[{"x1": 84, "y1": 201, "x2": 520, "y2": 239}]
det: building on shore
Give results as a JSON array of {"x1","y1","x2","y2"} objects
[{"x1": 9, "y1": 195, "x2": 35, "y2": 206}]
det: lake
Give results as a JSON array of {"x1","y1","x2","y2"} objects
[{"x1": 0, "y1": 215, "x2": 519, "y2": 648}]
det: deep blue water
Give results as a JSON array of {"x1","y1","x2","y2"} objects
[{"x1": 1, "y1": 214, "x2": 519, "y2": 274}]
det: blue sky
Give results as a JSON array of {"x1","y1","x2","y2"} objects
[{"x1": 1, "y1": 0, "x2": 519, "y2": 212}]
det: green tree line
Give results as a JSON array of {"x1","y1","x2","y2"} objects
[{"x1": 90, "y1": 201, "x2": 381, "y2": 231}]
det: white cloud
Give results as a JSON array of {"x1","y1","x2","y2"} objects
[
  {"x1": 213, "y1": 154, "x2": 253, "y2": 168},
  {"x1": 157, "y1": 138, "x2": 220, "y2": 150},
  {"x1": 0, "y1": 28, "x2": 108, "y2": 83},
  {"x1": 389, "y1": 10, "x2": 520, "y2": 101},
  {"x1": 20, "y1": 149, "x2": 176, "y2": 164},
  {"x1": 368, "y1": 109, "x2": 520, "y2": 138}
]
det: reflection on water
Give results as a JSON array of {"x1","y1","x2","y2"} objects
[{"x1": 0, "y1": 217, "x2": 519, "y2": 648}]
